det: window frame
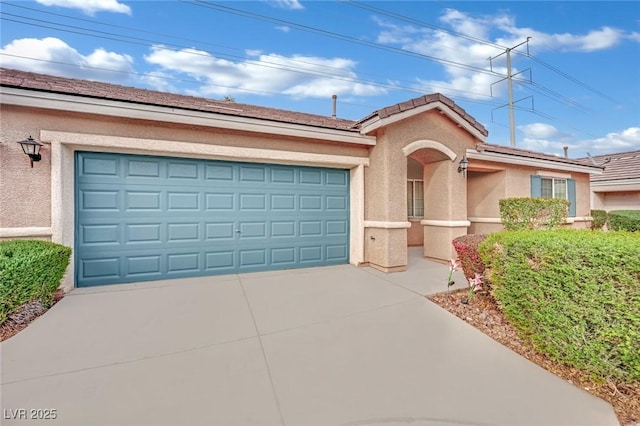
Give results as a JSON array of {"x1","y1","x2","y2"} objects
[
  {"x1": 531, "y1": 174, "x2": 577, "y2": 218},
  {"x1": 540, "y1": 176, "x2": 568, "y2": 200},
  {"x1": 407, "y1": 179, "x2": 424, "y2": 218}
]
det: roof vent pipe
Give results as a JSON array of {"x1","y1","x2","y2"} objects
[
  {"x1": 563, "y1": 146, "x2": 568, "y2": 158},
  {"x1": 332, "y1": 94, "x2": 337, "y2": 119}
]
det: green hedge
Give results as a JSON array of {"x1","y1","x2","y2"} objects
[
  {"x1": 590, "y1": 209, "x2": 607, "y2": 230},
  {"x1": 499, "y1": 197, "x2": 569, "y2": 230},
  {"x1": 479, "y1": 229, "x2": 640, "y2": 382},
  {"x1": 0, "y1": 240, "x2": 71, "y2": 323},
  {"x1": 608, "y1": 210, "x2": 640, "y2": 232}
]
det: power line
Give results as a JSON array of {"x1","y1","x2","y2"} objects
[
  {"x1": 185, "y1": 0, "x2": 504, "y2": 79},
  {"x1": 0, "y1": 6, "x2": 501, "y2": 102},
  {"x1": 0, "y1": 7, "x2": 504, "y2": 103},
  {"x1": 340, "y1": 0, "x2": 618, "y2": 105},
  {"x1": 1, "y1": 0, "x2": 614, "y2": 138}
]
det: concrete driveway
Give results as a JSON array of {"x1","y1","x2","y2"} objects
[{"x1": 1, "y1": 250, "x2": 618, "y2": 426}]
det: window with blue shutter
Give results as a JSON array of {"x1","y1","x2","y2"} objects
[{"x1": 530, "y1": 175, "x2": 576, "y2": 218}]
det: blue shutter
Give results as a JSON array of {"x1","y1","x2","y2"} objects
[
  {"x1": 530, "y1": 175, "x2": 542, "y2": 198},
  {"x1": 567, "y1": 178, "x2": 576, "y2": 217}
]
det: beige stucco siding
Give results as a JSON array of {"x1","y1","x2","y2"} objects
[
  {"x1": 465, "y1": 159, "x2": 593, "y2": 233},
  {"x1": 1, "y1": 104, "x2": 370, "y2": 230},
  {"x1": 595, "y1": 191, "x2": 640, "y2": 211},
  {"x1": 362, "y1": 110, "x2": 480, "y2": 264}
]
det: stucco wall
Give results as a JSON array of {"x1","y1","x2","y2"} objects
[
  {"x1": 1, "y1": 104, "x2": 370, "y2": 230},
  {"x1": 363, "y1": 109, "x2": 480, "y2": 263},
  {"x1": 467, "y1": 159, "x2": 593, "y2": 221},
  {"x1": 597, "y1": 191, "x2": 640, "y2": 211},
  {"x1": 467, "y1": 170, "x2": 506, "y2": 218}
]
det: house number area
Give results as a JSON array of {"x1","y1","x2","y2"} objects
[{"x1": 3, "y1": 408, "x2": 58, "y2": 420}]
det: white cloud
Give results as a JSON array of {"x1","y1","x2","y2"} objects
[
  {"x1": 373, "y1": 9, "x2": 631, "y2": 100},
  {"x1": 144, "y1": 45, "x2": 386, "y2": 99},
  {"x1": 584, "y1": 127, "x2": 640, "y2": 153},
  {"x1": 499, "y1": 25, "x2": 624, "y2": 52},
  {"x1": 517, "y1": 122, "x2": 576, "y2": 155},
  {"x1": 267, "y1": 0, "x2": 303, "y2": 10},
  {"x1": 0, "y1": 37, "x2": 134, "y2": 82},
  {"x1": 276, "y1": 26, "x2": 291, "y2": 33},
  {"x1": 35, "y1": 0, "x2": 131, "y2": 15},
  {"x1": 514, "y1": 123, "x2": 640, "y2": 156}
]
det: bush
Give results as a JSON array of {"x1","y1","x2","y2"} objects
[
  {"x1": 452, "y1": 234, "x2": 487, "y2": 281},
  {"x1": 590, "y1": 209, "x2": 608, "y2": 230},
  {"x1": 608, "y1": 210, "x2": 640, "y2": 232},
  {"x1": 479, "y1": 229, "x2": 640, "y2": 382},
  {"x1": 0, "y1": 240, "x2": 71, "y2": 323},
  {"x1": 499, "y1": 197, "x2": 569, "y2": 230}
]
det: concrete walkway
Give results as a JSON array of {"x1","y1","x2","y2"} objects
[{"x1": 1, "y1": 249, "x2": 618, "y2": 426}]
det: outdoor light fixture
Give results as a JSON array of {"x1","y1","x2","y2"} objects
[
  {"x1": 457, "y1": 155, "x2": 469, "y2": 174},
  {"x1": 17, "y1": 135, "x2": 42, "y2": 167}
]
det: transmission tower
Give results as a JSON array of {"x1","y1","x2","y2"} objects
[{"x1": 488, "y1": 38, "x2": 532, "y2": 147}]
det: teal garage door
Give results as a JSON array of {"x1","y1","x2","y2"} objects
[{"x1": 75, "y1": 152, "x2": 350, "y2": 287}]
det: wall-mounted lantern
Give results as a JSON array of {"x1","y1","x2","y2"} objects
[
  {"x1": 457, "y1": 155, "x2": 469, "y2": 175},
  {"x1": 17, "y1": 136, "x2": 42, "y2": 167}
]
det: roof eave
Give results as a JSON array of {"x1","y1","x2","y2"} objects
[
  {"x1": 467, "y1": 149, "x2": 604, "y2": 174},
  {"x1": 357, "y1": 101, "x2": 487, "y2": 142},
  {"x1": 1, "y1": 86, "x2": 376, "y2": 146}
]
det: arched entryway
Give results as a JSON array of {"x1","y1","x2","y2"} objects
[{"x1": 403, "y1": 140, "x2": 469, "y2": 261}]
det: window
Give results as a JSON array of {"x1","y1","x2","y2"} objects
[
  {"x1": 531, "y1": 175, "x2": 576, "y2": 217},
  {"x1": 541, "y1": 177, "x2": 567, "y2": 200},
  {"x1": 407, "y1": 179, "x2": 424, "y2": 217}
]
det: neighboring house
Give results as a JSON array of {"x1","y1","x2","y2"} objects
[
  {"x1": 586, "y1": 150, "x2": 640, "y2": 211},
  {"x1": 0, "y1": 68, "x2": 602, "y2": 289}
]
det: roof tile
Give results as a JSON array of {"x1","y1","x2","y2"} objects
[
  {"x1": 476, "y1": 143, "x2": 601, "y2": 169},
  {"x1": 0, "y1": 67, "x2": 359, "y2": 132},
  {"x1": 584, "y1": 150, "x2": 640, "y2": 182}
]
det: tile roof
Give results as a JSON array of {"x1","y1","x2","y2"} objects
[
  {"x1": 1, "y1": 68, "x2": 489, "y2": 138},
  {"x1": 356, "y1": 93, "x2": 489, "y2": 137},
  {"x1": 475, "y1": 143, "x2": 602, "y2": 169},
  {"x1": 0, "y1": 67, "x2": 358, "y2": 132},
  {"x1": 584, "y1": 150, "x2": 640, "y2": 182}
]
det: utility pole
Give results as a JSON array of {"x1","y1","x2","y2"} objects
[{"x1": 488, "y1": 38, "x2": 531, "y2": 147}]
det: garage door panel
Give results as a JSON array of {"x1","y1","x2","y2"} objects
[
  {"x1": 127, "y1": 159, "x2": 161, "y2": 178},
  {"x1": 240, "y1": 165, "x2": 266, "y2": 182},
  {"x1": 80, "y1": 155, "x2": 120, "y2": 178},
  {"x1": 126, "y1": 223, "x2": 162, "y2": 243},
  {"x1": 167, "y1": 161, "x2": 199, "y2": 180},
  {"x1": 76, "y1": 152, "x2": 349, "y2": 286},
  {"x1": 80, "y1": 224, "x2": 121, "y2": 246},
  {"x1": 127, "y1": 255, "x2": 162, "y2": 277},
  {"x1": 206, "y1": 193, "x2": 235, "y2": 210},
  {"x1": 167, "y1": 252, "x2": 200, "y2": 274},
  {"x1": 271, "y1": 168, "x2": 295, "y2": 183},
  {"x1": 125, "y1": 191, "x2": 162, "y2": 211},
  {"x1": 205, "y1": 222, "x2": 235, "y2": 240}
]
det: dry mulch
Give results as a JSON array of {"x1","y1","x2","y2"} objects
[
  {"x1": 429, "y1": 289, "x2": 640, "y2": 426},
  {"x1": 0, "y1": 289, "x2": 65, "y2": 342}
]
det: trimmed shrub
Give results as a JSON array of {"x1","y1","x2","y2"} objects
[
  {"x1": 479, "y1": 229, "x2": 640, "y2": 382},
  {"x1": 452, "y1": 234, "x2": 487, "y2": 281},
  {"x1": 590, "y1": 209, "x2": 608, "y2": 230},
  {"x1": 499, "y1": 197, "x2": 569, "y2": 230},
  {"x1": 0, "y1": 240, "x2": 71, "y2": 323},
  {"x1": 608, "y1": 210, "x2": 640, "y2": 232}
]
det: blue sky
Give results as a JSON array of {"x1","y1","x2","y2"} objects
[{"x1": 1, "y1": 0, "x2": 639, "y2": 157}]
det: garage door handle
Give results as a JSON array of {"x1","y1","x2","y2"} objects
[{"x1": 235, "y1": 229, "x2": 240, "y2": 233}]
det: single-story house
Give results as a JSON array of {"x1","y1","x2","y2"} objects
[
  {"x1": 0, "y1": 68, "x2": 602, "y2": 290},
  {"x1": 586, "y1": 150, "x2": 640, "y2": 211}
]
